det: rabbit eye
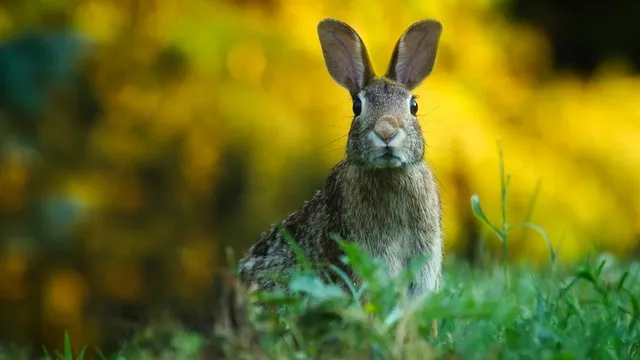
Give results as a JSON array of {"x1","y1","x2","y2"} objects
[
  {"x1": 410, "y1": 97, "x2": 418, "y2": 115},
  {"x1": 352, "y1": 98, "x2": 362, "y2": 116}
]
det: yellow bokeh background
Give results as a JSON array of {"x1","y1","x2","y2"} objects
[{"x1": 0, "y1": 0, "x2": 639, "y2": 352}]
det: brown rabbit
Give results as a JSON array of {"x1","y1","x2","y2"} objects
[{"x1": 238, "y1": 18, "x2": 444, "y2": 299}]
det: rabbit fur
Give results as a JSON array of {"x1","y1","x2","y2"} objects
[{"x1": 238, "y1": 18, "x2": 444, "y2": 299}]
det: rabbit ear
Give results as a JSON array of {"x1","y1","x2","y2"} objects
[
  {"x1": 386, "y1": 20, "x2": 442, "y2": 90},
  {"x1": 317, "y1": 19, "x2": 375, "y2": 96}
]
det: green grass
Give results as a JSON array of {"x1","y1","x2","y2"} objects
[
  {"x1": 2, "y1": 142, "x2": 639, "y2": 359},
  {"x1": 8, "y1": 253, "x2": 638, "y2": 360}
]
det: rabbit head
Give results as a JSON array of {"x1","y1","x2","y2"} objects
[{"x1": 317, "y1": 19, "x2": 442, "y2": 169}]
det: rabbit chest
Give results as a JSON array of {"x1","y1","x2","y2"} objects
[{"x1": 340, "y1": 164, "x2": 442, "y2": 279}]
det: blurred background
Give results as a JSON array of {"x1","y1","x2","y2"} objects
[{"x1": 0, "y1": 0, "x2": 639, "y2": 355}]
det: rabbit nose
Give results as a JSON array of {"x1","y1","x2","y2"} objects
[{"x1": 373, "y1": 115, "x2": 400, "y2": 143}]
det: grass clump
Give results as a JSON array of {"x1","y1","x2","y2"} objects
[{"x1": 19, "y1": 253, "x2": 639, "y2": 360}]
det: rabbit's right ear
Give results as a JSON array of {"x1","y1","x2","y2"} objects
[
  {"x1": 386, "y1": 20, "x2": 442, "y2": 90},
  {"x1": 317, "y1": 19, "x2": 375, "y2": 96}
]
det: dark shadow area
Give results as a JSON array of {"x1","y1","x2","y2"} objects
[{"x1": 507, "y1": 1, "x2": 640, "y2": 76}]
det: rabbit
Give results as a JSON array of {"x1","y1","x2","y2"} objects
[{"x1": 238, "y1": 18, "x2": 444, "y2": 300}]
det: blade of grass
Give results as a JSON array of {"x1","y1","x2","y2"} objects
[
  {"x1": 510, "y1": 222, "x2": 556, "y2": 264},
  {"x1": 470, "y1": 195, "x2": 503, "y2": 241},
  {"x1": 278, "y1": 223, "x2": 312, "y2": 270},
  {"x1": 521, "y1": 179, "x2": 542, "y2": 241}
]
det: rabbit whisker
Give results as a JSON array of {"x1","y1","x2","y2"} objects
[{"x1": 315, "y1": 134, "x2": 349, "y2": 151}]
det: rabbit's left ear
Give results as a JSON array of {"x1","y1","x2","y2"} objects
[{"x1": 386, "y1": 20, "x2": 442, "y2": 90}]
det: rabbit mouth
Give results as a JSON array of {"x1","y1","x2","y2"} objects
[{"x1": 372, "y1": 151, "x2": 403, "y2": 168}]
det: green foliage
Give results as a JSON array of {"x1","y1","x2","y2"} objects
[
  {"x1": 26, "y1": 248, "x2": 640, "y2": 360},
  {"x1": 471, "y1": 140, "x2": 556, "y2": 287},
  {"x1": 41, "y1": 332, "x2": 87, "y2": 360}
]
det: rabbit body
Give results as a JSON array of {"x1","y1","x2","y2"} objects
[{"x1": 238, "y1": 19, "x2": 444, "y2": 299}]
